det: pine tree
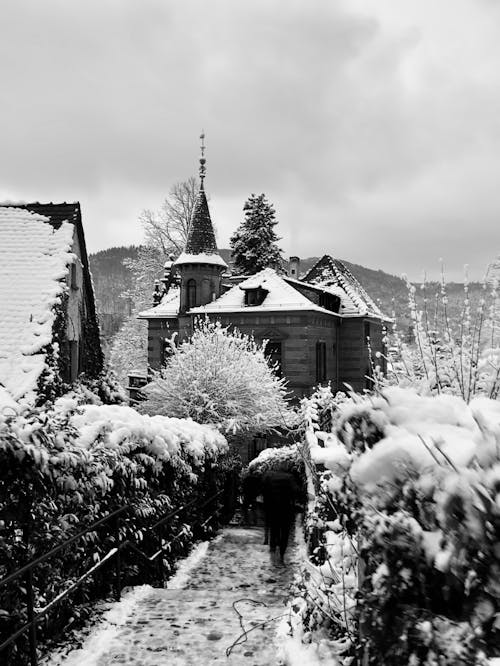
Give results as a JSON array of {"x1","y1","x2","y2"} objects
[{"x1": 230, "y1": 194, "x2": 285, "y2": 275}]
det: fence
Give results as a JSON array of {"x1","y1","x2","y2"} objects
[{"x1": 0, "y1": 489, "x2": 223, "y2": 666}]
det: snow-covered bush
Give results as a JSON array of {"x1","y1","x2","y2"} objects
[
  {"x1": 385, "y1": 271, "x2": 500, "y2": 402},
  {"x1": 140, "y1": 319, "x2": 291, "y2": 434},
  {"x1": 0, "y1": 390, "x2": 234, "y2": 663},
  {"x1": 248, "y1": 444, "x2": 305, "y2": 478},
  {"x1": 284, "y1": 386, "x2": 500, "y2": 665}
]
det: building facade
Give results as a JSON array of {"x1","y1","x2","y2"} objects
[{"x1": 139, "y1": 161, "x2": 388, "y2": 399}]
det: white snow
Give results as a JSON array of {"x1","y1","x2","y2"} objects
[
  {"x1": 54, "y1": 585, "x2": 153, "y2": 666},
  {"x1": 165, "y1": 539, "x2": 213, "y2": 589},
  {"x1": 305, "y1": 256, "x2": 387, "y2": 319},
  {"x1": 69, "y1": 403, "x2": 228, "y2": 462},
  {"x1": 190, "y1": 268, "x2": 340, "y2": 317},
  {"x1": 138, "y1": 286, "x2": 180, "y2": 319},
  {"x1": 0, "y1": 206, "x2": 75, "y2": 402},
  {"x1": 174, "y1": 251, "x2": 228, "y2": 268}
]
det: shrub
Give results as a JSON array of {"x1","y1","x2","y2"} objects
[
  {"x1": 284, "y1": 385, "x2": 500, "y2": 665},
  {"x1": 0, "y1": 389, "x2": 235, "y2": 664},
  {"x1": 140, "y1": 319, "x2": 291, "y2": 435}
]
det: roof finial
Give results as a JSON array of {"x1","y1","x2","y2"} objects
[{"x1": 199, "y1": 131, "x2": 206, "y2": 190}]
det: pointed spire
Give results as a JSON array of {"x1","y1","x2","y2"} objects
[
  {"x1": 199, "y1": 131, "x2": 206, "y2": 190},
  {"x1": 174, "y1": 134, "x2": 227, "y2": 268}
]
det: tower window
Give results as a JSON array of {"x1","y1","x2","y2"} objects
[
  {"x1": 187, "y1": 279, "x2": 197, "y2": 309},
  {"x1": 316, "y1": 341, "x2": 327, "y2": 383}
]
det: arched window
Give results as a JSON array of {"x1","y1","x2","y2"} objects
[{"x1": 187, "y1": 279, "x2": 197, "y2": 309}]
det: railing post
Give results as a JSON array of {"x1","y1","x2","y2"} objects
[
  {"x1": 25, "y1": 569, "x2": 38, "y2": 666},
  {"x1": 157, "y1": 524, "x2": 164, "y2": 587},
  {"x1": 114, "y1": 515, "x2": 122, "y2": 601}
]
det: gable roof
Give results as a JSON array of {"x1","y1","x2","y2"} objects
[
  {"x1": 304, "y1": 255, "x2": 386, "y2": 319},
  {"x1": 188, "y1": 267, "x2": 340, "y2": 316},
  {"x1": 0, "y1": 205, "x2": 76, "y2": 401}
]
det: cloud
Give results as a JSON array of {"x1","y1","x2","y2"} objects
[{"x1": 1, "y1": 0, "x2": 499, "y2": 279}]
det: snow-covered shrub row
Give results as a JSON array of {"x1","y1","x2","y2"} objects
[
  {"x1": 283, "y1": 385, "x2": 500, "y2": 666},
  {"x1": 0, "y1": 388, "x2": 233, "y2": 663}
]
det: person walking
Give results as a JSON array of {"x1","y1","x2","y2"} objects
[{"x1": 262, "y1": 469, "x2": 299, "y2": 564}]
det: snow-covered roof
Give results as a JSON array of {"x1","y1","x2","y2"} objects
[
  {"x1": 174, "y1": 251, "x2": 227, "y2": 268},
  {"x1": 189, "y1": 268, "x2": 340, "y2": 316},
  {"x1": 139, "y1": 286, "x2": 181, "y2": 319},
  {"x1": 0, "y1": 206, "x2": 75, "y2": 401},
  {"x1": 304, "y1": 256, "x2": 387, "y2": 319}
]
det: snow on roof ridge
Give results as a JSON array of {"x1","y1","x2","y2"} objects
[
  {"x1": 190, "y1": 267, "x2": 338, "y2": 316},
  {"x1": 174, "y1": 251, "x2": 227, "y2": 268},
  {"x1": 305, "y1": 255, "x2": 385, "y2": 319},
  {"x1": 139, "y1": 286, "x2": 181, "y2": 318},
  {"x1": 0, "y1": 208, "x2": 75, "y2": 401}
]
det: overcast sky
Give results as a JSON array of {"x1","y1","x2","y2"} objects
[{"x1": 1, "y1": 0, "x2": 499, "y2": 280}]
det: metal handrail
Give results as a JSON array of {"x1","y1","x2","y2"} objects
[{"x1": 0, "y1": 488, "x2": 223, "y2": 666}]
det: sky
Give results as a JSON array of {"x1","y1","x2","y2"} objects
[{"x1": 1, "y1": 0, "x2": 500, "y2": 281}]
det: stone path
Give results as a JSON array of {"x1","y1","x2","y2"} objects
[{"x1": 59, "y1": 521, "x2": 301, "y2": 665}]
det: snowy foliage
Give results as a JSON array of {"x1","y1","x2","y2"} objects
[
  {"x1": 110, "y1": 179, "x2": 197, "y2": 385},
  {"x1": 230, "y1": 193, "x2": 285, "y2": 275},
  {"x1": 385, "y1": 270, "x2": 500, "y2": 402},
  {"x1": 109, "y1": 316, "x2": 148, "y2": 387},
  {"x1": 140, "y1": 319, "x2": 291, "y2": 434},
  {"x1": 284, "y1": 385, "x2": 500, "y2": 665},
  {"x1": 248, "y1": 444, "x2": 305, "y2": 478},
  {"x1": 0, "y1": 385, "x2": 232, "y2": 662}
]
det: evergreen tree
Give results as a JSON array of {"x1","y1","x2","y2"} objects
[{"x1": 230, "y1": 193, "x2": 285, "y2": 275}]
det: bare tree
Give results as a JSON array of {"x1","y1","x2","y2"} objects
[
  {"x1": 141, "y1": 176, "x2": 198, "y2": 256},
  {"x1": 110, "y1": 177, "x2": 199, "y2": 385}
]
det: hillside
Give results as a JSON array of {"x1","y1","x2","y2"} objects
[
  {"x1": 89, "y1": 246, "x2": 139, "y2": 346},
  {"x1": 89, "y1": 247, "x2": 484, "y2": 346}
]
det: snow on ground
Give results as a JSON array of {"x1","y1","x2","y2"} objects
[
  {"x1": 165, "y1": 539, "x2": 215, "y2": 589},
  {"x1": 48, "y1": 585, "x2": 153, "y2": 666}
]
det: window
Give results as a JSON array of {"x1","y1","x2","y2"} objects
[
  {"x1": 244, "y1": 287, "x2": 267, "y2": 307},
  {"x1": 316, "y1": 341, "x2": 327, "y2": 383},
  {"x1": 364, "y1": 321, "x2": 370, "y2": 343},
  {"x1": 319, "y1": 292, "x2": 340, "y2": 313},
  {"x1": 187, "y1": 279, "x2": 197, "y2": 309},
  {"x1": 266, "y1": 340, "x2": 282, "y2": 376}
]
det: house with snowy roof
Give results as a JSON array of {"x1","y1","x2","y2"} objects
[
  {"x1": 0, "y1": 202, "x2": 103, "y2": 406},
  {"x1": 139, "y1": 151, "x2": 388, "y2": 400}
]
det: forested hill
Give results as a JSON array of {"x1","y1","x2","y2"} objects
[{"x1": 89, "y1": 247, "x2": 484, "y2": 341}]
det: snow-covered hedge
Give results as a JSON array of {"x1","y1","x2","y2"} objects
[
  {"x1": 0, "y1": 390, "x2": 234, "y2": 663},
  {"x1": 282, "y1": 386, "x2": 500, "y2": 665},
  {"x1": 248, "y1": 444, "x2": 305, "y2": 478}
]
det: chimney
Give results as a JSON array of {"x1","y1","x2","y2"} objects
[{"x1": 289, "y1": 256, "x2": 300, "y2": 279}]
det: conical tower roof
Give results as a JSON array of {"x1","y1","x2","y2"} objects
[{"x1": 184, "y1": 188, "x2": 218, "y2": 255}]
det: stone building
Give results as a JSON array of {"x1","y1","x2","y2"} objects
[{"x1": 139, "y1": 158, "x2": 388, "y2": 400}]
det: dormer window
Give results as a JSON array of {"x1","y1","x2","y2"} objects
[
  {"x1": 244, "y1": 287, "x2": 268, "y2": 307},
  {"x1": 319, "y1": 292, "x2": 340, "y2": 313}
]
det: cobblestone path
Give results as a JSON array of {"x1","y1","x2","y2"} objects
[{"x1": 60, "y1": 523, "x2": 301, "y2": 665}]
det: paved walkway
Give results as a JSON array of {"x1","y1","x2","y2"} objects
[{"x1": 59, "y1": 522, "x2": 301, "y2": 665}]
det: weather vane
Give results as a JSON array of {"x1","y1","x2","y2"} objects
[{"x1": 199, "y1": 131, "x2": 206, "y2": 188}]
